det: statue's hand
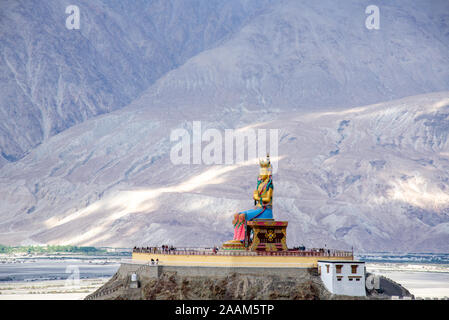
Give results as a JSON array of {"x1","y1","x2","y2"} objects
[{"x1": 262, "y1": 188, "x2": 272, "y2": 204}]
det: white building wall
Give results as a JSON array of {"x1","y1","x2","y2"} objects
[
  {"x1": 318, "y1": 262, "x2": 334, "y2": 293},
  {"x1": 318, "y1": 261, "x2": 366, "y2": 297}
]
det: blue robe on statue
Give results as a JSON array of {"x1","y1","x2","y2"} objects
[{"x1": 240, "y1": 207, "x2": 273, "y2": 221}]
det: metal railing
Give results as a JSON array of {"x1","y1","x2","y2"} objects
[{"x1": 132, "y1": 247, "x2": 352, "y2": 257}]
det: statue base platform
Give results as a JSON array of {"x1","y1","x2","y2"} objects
[
  {"x1": 246, "y1": 220, "x2": 288, "y2": 252},
  {"x1": 222, "y1": 240, "x2": 246, "y2": 250},
  {"x1": 222, "y1": 219, "x2": 289, "y2": 252}
]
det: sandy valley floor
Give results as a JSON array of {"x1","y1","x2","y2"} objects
[{"x1": 0, "y1": 278, "x2": 109, "y2": 300}]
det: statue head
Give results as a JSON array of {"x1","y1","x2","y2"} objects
[{"x1": 259, "y1": 154, "x2": 272, "y2": 180}]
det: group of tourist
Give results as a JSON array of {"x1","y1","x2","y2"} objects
[
  {"x1": 316, "y1": 248, "x2": 331, "y2": 255},
  {"x1": 290, "y1": 246, "x2": 333, "y2": 255},
  {"x1": 161, "y1": 245, "x2": 175, "y2": 252},
  {"x1": 133, "y1": 245, "x2": 177, "y2": 253},
  {"x1": 291, "y1": 245, "x2": 307, "y2": 251},
  {"x1": 133, "y1": 246, "x2": 221, "y2": 255}
]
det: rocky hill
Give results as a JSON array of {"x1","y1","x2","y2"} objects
[{"x1": 85, "y1": 263, "x2": 412, "y2": 300}]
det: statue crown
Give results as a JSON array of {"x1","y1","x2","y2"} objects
[{"x1": 259, "y1": 154, "x2": 271, "y2": 169}]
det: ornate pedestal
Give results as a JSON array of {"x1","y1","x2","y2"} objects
[{"x1": 245, "y1": 220, "x2": 288, "y2": 252}]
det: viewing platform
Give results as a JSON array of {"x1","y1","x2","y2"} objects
[{"x1": 132, "y1": 247, "x2": 353, "y2": 268}]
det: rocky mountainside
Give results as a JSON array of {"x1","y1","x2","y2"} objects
[
  {"x1": 0, "y1": 0, "x2": 272, "y2": 165},
  {"x1": 2, "y1": 0, "x2": 449, "y2": 165},
  {"x1": 1, "y1": 1, "x2": 449, "y2": 251},
  {"x1": 138, "y1": 0, "x2": 449, "y2": 119},
  {"x1": 1, "y1": 92, "x2": 449, "y2": 252}
]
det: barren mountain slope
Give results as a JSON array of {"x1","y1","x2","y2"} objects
[{"x1": 1, "y1": 92, "x2": 448, "y2": 252}]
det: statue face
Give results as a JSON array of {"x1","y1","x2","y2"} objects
[{"x1": 259, "y1": 168, "x2": 270, "y2": 180}]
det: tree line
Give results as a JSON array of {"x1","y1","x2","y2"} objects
[{"x1": 0, "y1": 244, "x2": 104, "y2": 254}]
